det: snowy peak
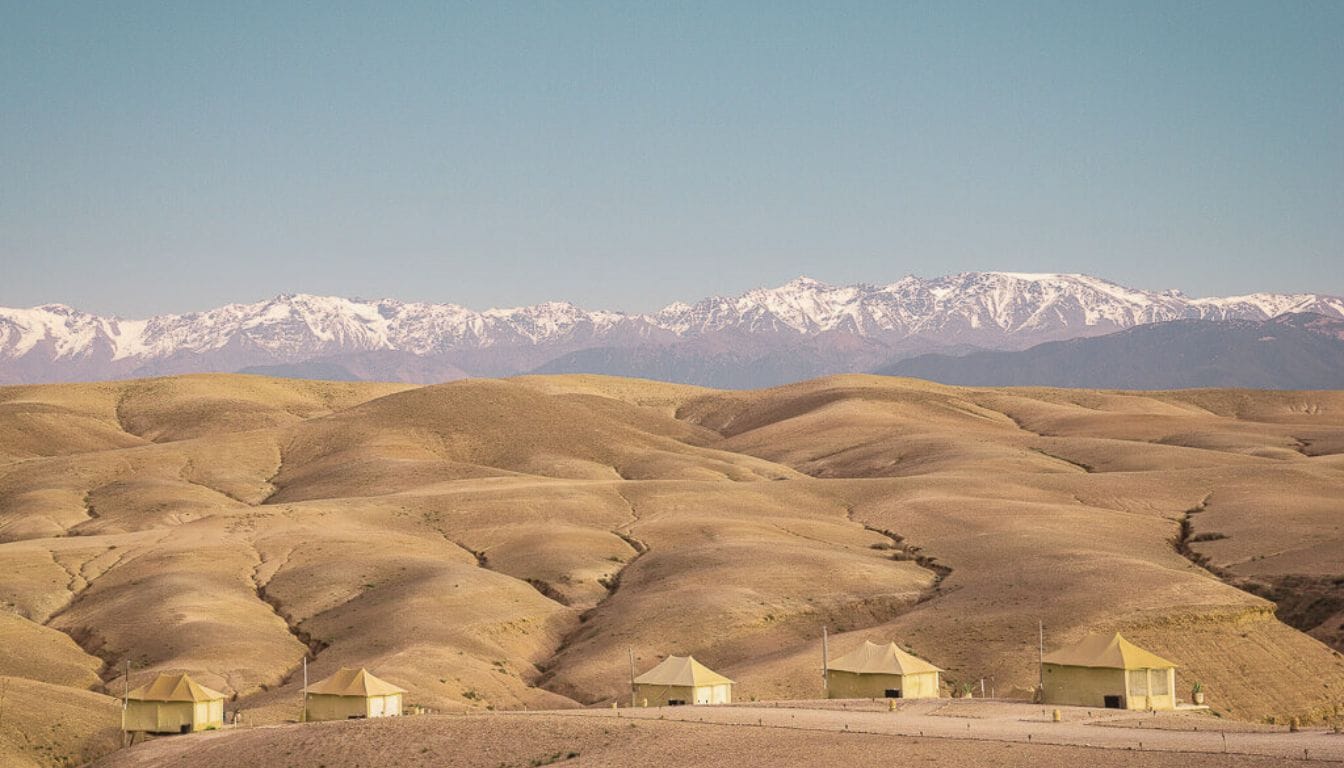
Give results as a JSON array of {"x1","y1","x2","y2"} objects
[{"x1": 1, "y1": 272, "x2": 1341, "y2": 385}]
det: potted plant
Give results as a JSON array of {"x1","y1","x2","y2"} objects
[
  {"x1": 959, "y1": 683, "x2": 974, "y2": 700},
  {"x1": 1191, "y1": 681, "x2": 1205, "y2": 705}
]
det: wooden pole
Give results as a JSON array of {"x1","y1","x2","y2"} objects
[
  {"x1": 302, "y1": 656, "x2": 308, "y2": 723},
  {"x1": 121, "y1": 659, "x2": 130, "y2": 745},
  {"x1": 628, "y1": 648, "x2": 636, "y2": 708},
  {"x1": 1037, "y1": 620, "x2": 1045, "y2": 699},
  {"x1": 822, "y1": 626, "x2": 830, "y2": 698}
]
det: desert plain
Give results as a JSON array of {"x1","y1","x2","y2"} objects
[{"x1": 1, "y1": 372, "x2": 1342, "y2": 767}]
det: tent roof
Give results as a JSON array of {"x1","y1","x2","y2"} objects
[
  {"x1": 125, "y1": 673, "x2": 226, "y2": 703},
  {"x1": 633, "y1": 655, "x2": 733, "y2": 687},
  {"x1": 1042, "y1": 633, "x2": 1177, "y2": 670},
  {"x1": 306, "y1": 667, "x2": 406, "y2": 697},
  {"x1": 827, "y1": 640, "x2": 943, "y2": 675}
]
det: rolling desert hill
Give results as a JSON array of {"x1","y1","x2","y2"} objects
[{"x1": 1, "y1": 373, "x2": 1343, "y2": 766}]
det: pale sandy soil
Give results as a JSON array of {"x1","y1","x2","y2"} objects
[
  {"x1": 92, "y1": 708, "x2": 1330, "y2": 768},
  {"x1": 4, "y1": 374, "x2": 1344, "y2": 767},
  {"x1": 557, "y1": 701, "x2": 1344, "y2": 761}
]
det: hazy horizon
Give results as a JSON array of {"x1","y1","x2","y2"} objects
[{"x1": 5, "y1": 269, "x2": 1344, "y2": 318}]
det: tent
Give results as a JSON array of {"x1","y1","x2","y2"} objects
[
  {"x1": 1041, "y1": 632, "x2": 1178, "y2": 710},
  {"x1": 632, "y1": 655, "x2": 733, "y2": 706},
  {"x1": 305, "y1": 667, "x2": 406, "y2": 721},
  {"x1": 122, "y1": 673, "x2": 226, "y2": 734},
  {"x1": 826, "y1": 640, "x2": 942, "y2": 699}
]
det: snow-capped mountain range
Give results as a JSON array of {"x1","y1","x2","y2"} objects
[{"x1": 2, "y1": 272, "x2": 1342, "y2": 387}]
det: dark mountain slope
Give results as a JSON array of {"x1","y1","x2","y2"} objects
[{"x1": 878, "y1": 313, "x2": 1344, "y2": 390}]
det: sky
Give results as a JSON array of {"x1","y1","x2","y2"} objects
[{"x1": 1, "y1": 1, "x2": 1341, "y2": 316}]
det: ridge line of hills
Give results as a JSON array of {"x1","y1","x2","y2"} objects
[
  {"x1": 4, "y1": 272, "x2": 1343, "y2": 387},
  {"x1": 2, "y1": 371, "x2": 1343, "y2": 768}
]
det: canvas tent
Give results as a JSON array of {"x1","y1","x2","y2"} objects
[
  {"x1": 1041, "y1": 632, "x2": 1178, "y2": 710},
  {"x1": 122, "y1": 673, "x2": 226, "y2": 734},
  {"x1": 305, "y1": 667, "x2": 406, "y2": 721},
  {"x1": 826, "y1": 640, "x2": 942, "y2": 699},
  {"x1": 632, "y1": 655, "x2": 732, "y2": 706}
]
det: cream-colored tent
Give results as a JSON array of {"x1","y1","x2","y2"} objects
[
  {"x1": 1041, "y1": 632, "x2": 1178, "y2": 710},
  {"x1": 305, "y1": 667, "x2": 406, "y2": 721},
  {"x1": 632, "y1": 655, "x2": 732, "y2": 706},
  {"x1": 826, "y1": 640, "x2": 942, "y2": 699},
  {"x1": 122, "y1": 673, "x2": 225, "y2": 734}
]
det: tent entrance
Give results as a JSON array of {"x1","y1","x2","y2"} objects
[
  {"x1": 1103, "y1": 695, "x2": 1122, "y2": 709},
  {"x1": 885, "y1": 689, "x2": 901, "y2": 699}
]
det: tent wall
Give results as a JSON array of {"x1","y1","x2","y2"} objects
[
  {"x1": 306, "y1": 694, "x2": 367, "y2": 721},
  {"x1": 1042, "y1": 664, "x2": 1126, "y2": 708},
  {"x1": 124, "y1": 700, "x2": 222, "y2": 733},
  {"x1": 123, "y1": 701, "x2": 160, "y2": 733},
  {"x1": 694, "y1": 683, "x2": 731, "y2": 705},
  {"x1": 634, "y1": 684, "x2": 694, "y2": 707},
  {"x1": 367, "y1": 693, "x2": 402, "y2": 717},
  {"x1": 307, "y1": 693, "x2": 404, "y2": 721},
  {"x1": 827, "y1": 671, "x2": 901, "y2": 699},
  {"x1": 901, "y1": 671, "x2": 941, "y2": 699},
  {"x1": 635, "y1": 683, "x2": 729, "y2": 706},
  {"x1": 827, "y1": 671, "x2": 940, "y2": 699},
  {"x1": 1125, "y1": 667, "x2": 1177, "y2": 710},
  {"x1": 1042, "y1": 664, "x2": 1176, "y2": 710}
]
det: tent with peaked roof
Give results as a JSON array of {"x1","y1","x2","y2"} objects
[
  {"x1": 632, "y1": 655, "x2": 733, "y2": 706},
  {"x1": 1041, "y1": 632, "x2": 1178, "y2": 710},
  {"x1": 826, "y1": 640, "x2": 943, "y2": 699},
  {"x1": 305, "y1": 667, "x2": 407, "y2": 721},
  {"x1": 122, "y1": 673, "x2": 225, "y2": 733}
]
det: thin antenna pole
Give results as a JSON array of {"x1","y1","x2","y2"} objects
[
  {"x1": 302, "y1": 656, "x2": 308, "y2": 723},
  {"x1": 1038, "y1": 620, "x2": 1045, "y2": 697},
  {"x1": 122, "y1": 659, "x2": 130, "y2": 742},
  {"x1": 628, "y1": 648, "x2": 636, "y2": 708},
  {"x1": 821, "y1": 626, "x2": 830, "y2": 697}
]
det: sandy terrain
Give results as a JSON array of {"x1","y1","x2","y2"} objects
[
  {"x1": 92, "y1": 704, "x2": 1343, "y2": 768},
  {"x1": 2, "y1": 373, "x2": 1343, "y2": 766}
]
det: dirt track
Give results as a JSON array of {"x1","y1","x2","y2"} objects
[
  {"x1": 546, "y1": 699, "x2": 1344, "y2": 762},
  {"x1": 93, "y1": 701, "x2": 1344, "y2": 768}
]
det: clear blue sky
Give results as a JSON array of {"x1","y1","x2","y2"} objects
[{"x1": 2, "y1": 1, "x2": 1341, "y2": 316}]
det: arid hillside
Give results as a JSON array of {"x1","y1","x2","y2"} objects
[{"x1": 2, "y1": 373, "x2": 1343, "y2": 767}]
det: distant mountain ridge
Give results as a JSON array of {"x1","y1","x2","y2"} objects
[
  {"x1": 2, "y1": 272, "x2": 1342, "y2": 386},
  {"x1": 879, "y1": 313, "x2": 1344, "y2": 390}
]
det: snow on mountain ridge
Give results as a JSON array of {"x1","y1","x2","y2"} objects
[{"x1": 2, "y1": 275, "x2": 1341, "y2": 378}]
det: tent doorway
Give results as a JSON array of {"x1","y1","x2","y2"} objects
[{"x1": 1103, "y1": 695, "x2": 1123, "y2": 709}]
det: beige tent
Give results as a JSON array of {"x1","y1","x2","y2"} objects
[
  {"x1": 826, "y1": 640, "x2": 942, "y2": 699},
  {"x1": 122, "y1": 673, "x2": 225, "y2": 734},
  {"x1": 1041, "y1": 632, "x2": 1178, "y2": 710},
  {"x1": 632, "y1": 655, "x2": 732, "y2": 706},
  {"x1": 305, "y1": 667, "x2": 406, "y2": 721}
]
